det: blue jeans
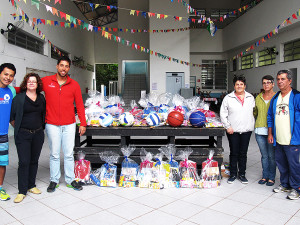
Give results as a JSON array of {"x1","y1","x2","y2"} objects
[
  {"x1": 46, "y1": 123, "x2": 76, "y2": 185},
  {"x1": 255, "y1": 134, "x2": 276, "y2": 180},
  {"x1": 275, "y1": 143, "x2": 300, "y2": 192}
]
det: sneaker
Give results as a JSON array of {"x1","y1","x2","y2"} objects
[
  {"x1": 47, "y1": 182, "x2": 59, "y2": 193},
  {"x1": 287, "y1": 189, "x2": 300, "y2": 200},
  {"x1": 14, "y1": 194, "x2": 25, "y2": 203},
  {"x1": 67, "y1": 181, "x2": 83, "y2": 191},
  {"x1": 28, "y1": 187, "x2": 41, "y2": 194},
  {"x1": 0, "y1": 188, "x2": 10, "y2": 201},
  {"x1": 273, "y1": 184, "x2": 292, "y2": 193},
  {"x1": 238, "y1": 175, "x2": 248, "y2": 184},
  {"x1": 227, "y1": 176, "x2": 236, "y2": 184}
]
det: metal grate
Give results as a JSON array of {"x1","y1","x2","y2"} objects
[
  {"x1": 201, "y1": 60, "x2": 227, "y2": 90},
  {"x1": 284, "y1": 39, "x2": 300, "y2": 62}
]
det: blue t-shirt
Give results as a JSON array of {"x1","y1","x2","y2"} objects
[{"x1": 0, "y1": 86, "x2": 16, "y2": 135}]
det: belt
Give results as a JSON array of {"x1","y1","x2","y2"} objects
[{"x1": 20, "y1": 127, "x2": 43, "y2": 134}]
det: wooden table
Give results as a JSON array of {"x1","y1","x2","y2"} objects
[{"x1": 74, "y1": 126, "x2": 225, "y2": 167}]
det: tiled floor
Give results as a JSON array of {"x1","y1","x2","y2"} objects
[{"x1": 1, "y1": 134, "x2": 300, "y2": 225}]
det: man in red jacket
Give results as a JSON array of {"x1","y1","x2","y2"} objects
[{"x1": 42, "y1": 56, "x2": 87, "y2": 192}]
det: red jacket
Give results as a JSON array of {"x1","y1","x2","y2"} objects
[{"x1": 42, "y1": 74, "x2": 87, "y2": 126}]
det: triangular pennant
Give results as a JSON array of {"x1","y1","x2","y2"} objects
[
  {"x1": 31, "y1": 0, "x2": 40, "y2": 10},
  {"x1": 55, "y1": 0, "x2": 61, "y2": 4},
  {"x1": 60, "y1": 12, "x2": 66, "y2": 20},
  {"x1": 52, "y1": 8, "x2": 58, "y2": 17}
]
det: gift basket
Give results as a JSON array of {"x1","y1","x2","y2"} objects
[
  {"x1": 137, "y1": 148, "x2": 154, "y2": 188},
  {"x1": 159, "y1": 144, "x2": 180, "y2": 188},
  {"x1": 129, "y1": 100, "x2": 144, "y2": 126},
  {"x1": 177, "y1": 147, "x2": 200, "y2": 188},
  {"x1": 199, "y1": 150, "x2": 221, "y2": 188},
  {"x1": 98, "y1": 151, "x2": 120, "y2": 187},
  {"x1": 105, "y1": 95, "x2": 125, "y2": 119},
  {"x1": 74, "y1": 151, "x2": 91, "y2": 185},
  {"x1": 151, "y1": 153, "x2": 170, "y2": 189},
  {"x1": 85, "y1": 90, "x2": 106, "y2": 126},
  {"x1": 138, "y1": 92, "x2": 159, "y2": 117},
  {"x1": 157, "y1": 93, "x2": 172, "y2": 122},
  {"x1": 169, "y1": 94, "x2": 189, "y2": 120},
  {"x1": 119, "y1": 145, "x2": 139, "y2": 187}
]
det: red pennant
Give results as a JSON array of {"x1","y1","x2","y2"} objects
[
  {"x1": 292, "y1": 14, "x2": 297, "y2": 19},
  {"x1": 286, "y1": 19, "x2": 292, "y2": 25},
  {"x1": 60, "y1": 22, "x2": 65, "y2": 27},
  {"x1": 107, "y1": 6, "x2": 111, "y2": 11},
  {"x1": 113, "y1": 28, "x2": 118, "y2": 32},
  {"x1": 136, "y1": 11, "x2": 140, "y2": 16},
  {"x1": 59, "y1": 12, "x2": 66, "y2": 20},
  {"x1": 41, "y1": 19, "x2": 45, "y2": 25},
  {"x1": 220, "y1": 17, "x2": 223, "y2": 22}
]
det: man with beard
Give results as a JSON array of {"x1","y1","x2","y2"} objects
[{"x1": 42, "y1": 56, "x2": 87, "y2": 192}]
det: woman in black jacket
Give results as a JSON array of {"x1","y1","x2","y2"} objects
[{"x1": 10, "y1": 73, "x2": 45, "y2": 203}]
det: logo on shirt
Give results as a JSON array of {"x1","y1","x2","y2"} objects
[
  {"x1": 0, "y1": 94, "x2": 10, "y2": 104},
  {"x1": 276, "y1": 103, "x2": 289, "y2": 116},
  {"x1": 48, "y1": 83, "x2": 56, "y2": 88}
]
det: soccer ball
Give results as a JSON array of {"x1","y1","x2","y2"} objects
[{"x1": 119, "y1": 112, "x2": 134, "y2": 126}]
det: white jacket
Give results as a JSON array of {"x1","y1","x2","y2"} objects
[{"x1": 220, "y1": 91, "x2": 255, "y2": 133}]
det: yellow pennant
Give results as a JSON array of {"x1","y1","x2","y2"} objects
[{"x1": 130, "y1": 10, "x2": 135, "y2": 16}]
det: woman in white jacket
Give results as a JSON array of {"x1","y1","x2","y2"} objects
[{"x1": 220, "y1": 75, "x2": 255, "y2": 184}]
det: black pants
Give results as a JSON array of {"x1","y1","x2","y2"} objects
[
  {"x1": 226, "y1": 131, "x2": 252, "y2": 177},
  {"x1": 15, "y1": 129, "x2": 44, "y2": 195}
]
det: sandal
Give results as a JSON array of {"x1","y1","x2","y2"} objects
[
  {"x1": 266, "y1": 180, "x2": 275, "y2": 186},
  {"x1": 258, "y1": 178, "x2": 267, "y2": 185}
]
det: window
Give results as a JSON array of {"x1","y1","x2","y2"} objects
[
  {"x1": 51, "y1": 45, "x2": 69, "y2": 60},
  {"x1": 8, "y1": 29, "x2": 44, "y2": 54},
  {"x1": 258, "y1": 47, "x2": 276, "y2": 67},
  {"x1": 241, "y1": 54, "x2": 253, "y2": 70},
  {"x1": 284, "y1": 39, "x2": 300, "y2": 62},
  {"x1": 201, "y1": 60, "x2": 227, "y2": 90}
]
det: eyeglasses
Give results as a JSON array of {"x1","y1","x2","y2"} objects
[
  {"x1": 262, "y1": 81, "x2": 273, "y2": 85},
  {"x1": 27, "y1": 81, "x2": 37, "y2": 84}
]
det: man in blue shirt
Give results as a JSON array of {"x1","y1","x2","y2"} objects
[{"x1": 0, "y1": 63, "x2": 16, "y2": 201}]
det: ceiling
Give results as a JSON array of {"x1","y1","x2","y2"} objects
[{"x1": 74, "y1": 0, "x2": 262, "y2": 27}]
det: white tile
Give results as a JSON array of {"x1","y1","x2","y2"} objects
[
  {"x1": 182, "y1": 192, "x2": 223, "y2": 207},
  {"x1": 241, "y1": 182, "x2": 275, "y2": 196},
  {"x1": 133, "y1": 192, "x2": 176, "y2": 209},
  {"x1": 107, "y1": 201, "x2": 153, "y2": 220},
  {"x1": 233, "y1": 219, "x2": 261, "y2": 225},
  {"x1": 39, "y1": 192, "x2": 82, "y2": 209},
  {"x1": 228, "y1": 189, "x2": 269, "y2": 206},
  {"x1": 201, "y1": 185, "x2": 238, "y2": 198},
  {"x1": 4, "y1": 175, "x2": 18, "y2": 186},
  {"x1": 21, "y1": 210, "x2": 71, "y2": 225},
  {"x1": 86, "y1": 193, "x2": 128, "y2": 209},
  {"x1": 0, "y1": 210, "x2": 17, "y2": 224},
  {"x1": 27, "y1": 185, "x2": 65, "y2": 200},
  {"x1": 210, "y1": 199, "x2": 255, "y2": 218},
  {"x1": 155, "y1": 187, "x2": 198, "y2": 199},
  {"x1": 286, "y1": 216, "x2": 300, "y2": 225},
  {"x1": 132, "y1": 210, "x2": 184, "y2": 225},
  {"x1": 1, "y1": 183, "x2": 18, "y2": 195},
  {"x1": 113, "y1": 187, "x2": 153, "y2": 200},
  {"x1": 122, "y1": 222, "x2": 137, "y2": 225},
  {"x1": 243, "y1": 207, "x2": 291, "y2": 225},
  {"x1": 159, "y1": 200, "x2": 204, "y2": 219},
  {"x1": 178, "y1": 221, "x2": 197, "y2": 225},
  {"x1": 56, "y1": 201, "x2": 102, "y2": 220},
  {"x1": 65, "y1": 185, "x2": 106, "y2": 200},
  {"x1": 76, "y1": 210, "x2": 128, "y2": 225},
  {"x1": 0, "y1": 195, "x2": 35, "y2": 208},
  {"x1": 5, "y1": 201, "x2": 52, "y2": 220},
  {"x1": 188, "y1": 209, "x2": 238, "y2": 225},
  {"x1": 259, "y1": 196, "x2": 300, "y2": 215},
  {"x1": 6, "y1": 222, "x2": 23, "y2": 225}
]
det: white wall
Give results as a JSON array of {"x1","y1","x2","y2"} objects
[
  {"x1": 149, "y1": 0, "x2": 190, "y2": 94},
  {"x1": 0, "y1": 0, "x2": 95, "y2": 92},
  {"x1": 224, "y1": 0, "x2": 300, "y2": 93}
]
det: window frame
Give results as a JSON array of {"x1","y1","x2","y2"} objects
[
  {"x1": 258, "y1": 47, "x2": 276, "y2": 67},
  {"x1": 284, "y1": 39, "x2": 300, "y2": 62},
  {"x1": 201, "y1": 60, "x2": 227, "y2": 90},
  {"x1": 8, "y1": 29, "x2": 44, "y2": 55},
  {"x1": 241, "y1": 54, "x2": 253, "y2": 70}
]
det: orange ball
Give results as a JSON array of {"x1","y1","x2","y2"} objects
[{"x1": 167, "y1": 111, "x2": 184, "y2": 127}]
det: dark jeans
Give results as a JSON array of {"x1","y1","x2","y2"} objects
[
  {"x1": 255, "y1": 134, "x2": 276, "y2": 180},
  {"x1": 15, "y1": 129, "x2": 44, "y2": 195},
  {"x1": 226, "y1": 131, "x2": 252, "y2": 177},
  {"x1": 275, "y1": 143, "x2": 300, "y2": 193}
]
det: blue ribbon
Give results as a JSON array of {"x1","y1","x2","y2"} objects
[
  {"x1": 124, "y1": 156, "x2": 128, "y2": 162},
  {"x1": 155, "y1": 158, "x2": 161, "y2": 166},
  {"x1": 104, "y1": 163, "x2": 109, "y2": 170},
  {"x1": 170, "y1": 154, "x2": 173, "y2": 164}
]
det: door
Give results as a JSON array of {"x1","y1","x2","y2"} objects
[{"x1": 166, "y1": 72, "x2": 184, "y2": 95}]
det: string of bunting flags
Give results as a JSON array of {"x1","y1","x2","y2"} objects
[
  {"x1": 232, "y1": 9, "x2": 300, "y2": 60},
  {"x1": 8, "y1": 0, "x2": 208, "y2": 68}
]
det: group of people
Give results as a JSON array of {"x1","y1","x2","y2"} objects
[
  {"x1": 220, "y1": 70, "x2": 300, "y2": 200},
  {"x1": 1, "y1": 59, "x2": 299, "y2": 203},
  {"x1": 0, "y1": 56, "x2": 87, "y2": 203}
]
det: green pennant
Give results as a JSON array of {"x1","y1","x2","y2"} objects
[
  {"x1": 31, "y1": 0, "x2": 40, "y2": 10},
  {"x1": 83, "y1": 22, "x2": 89, "y2": 30},
  {"x1": 122, "y1": 39, "x2": 125, "y2": 45},
  {"x1": 70, "y1": 16, "x2": 76, "y2": 25}
]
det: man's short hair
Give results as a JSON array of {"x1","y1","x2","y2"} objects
[
  {"x1": 233, "y1": 75, "x2": 246, "y2": 85},
  {"x1": 277, "y1": 70, "x2": 292, "y2": 80},
  {"x1": 57, "y1": 56, "x2": 71, "y2": 66},
  {"x1": 262, "y1": 75, "x2": 274, "y2": 83},
  {"x1": 0, "y1": 63, "x2": 16, "y2": 75}
]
